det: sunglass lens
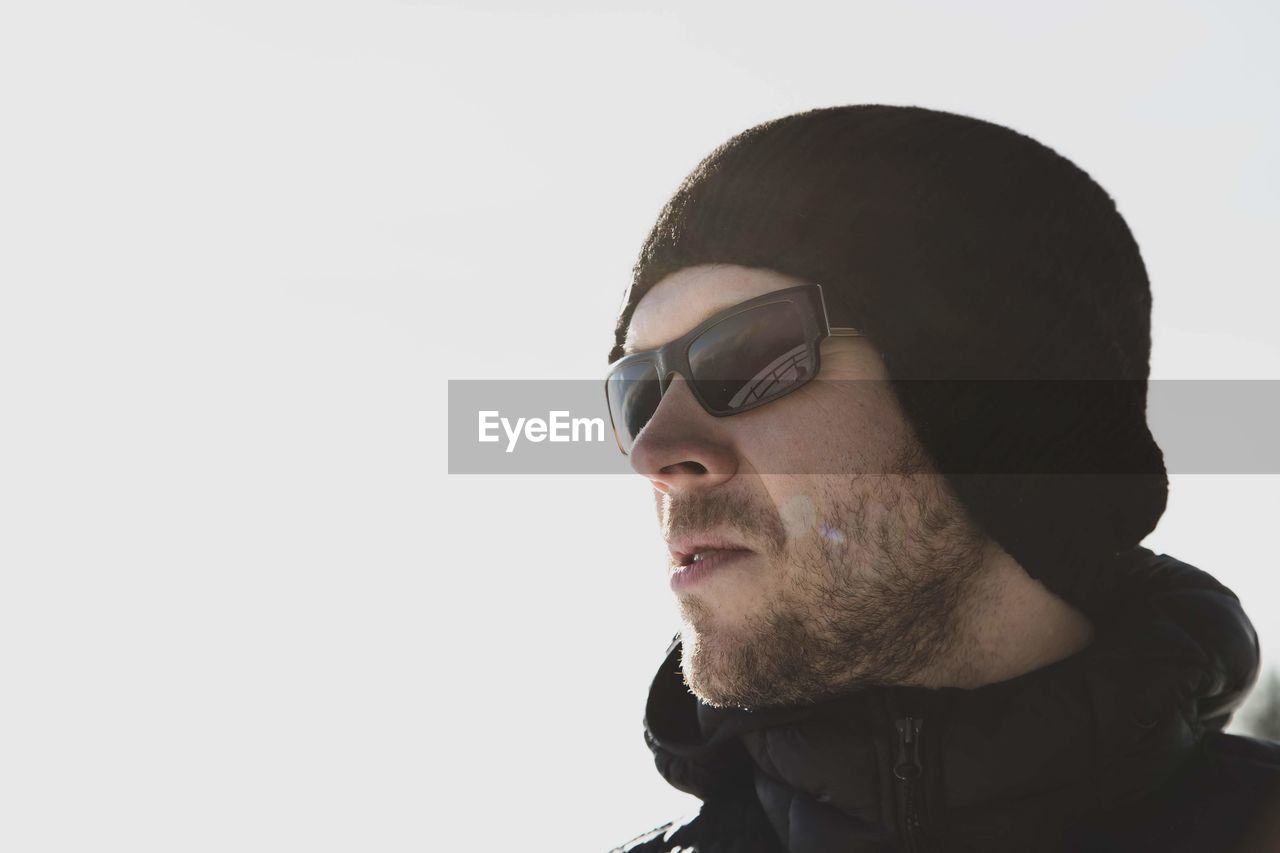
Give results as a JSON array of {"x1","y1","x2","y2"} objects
[
  {"x1": 687, "y1": 301, "x2": 813, "y2": 412},
  {"x1": 606, "y1": 359, "x2": 661, "y2": 454}
]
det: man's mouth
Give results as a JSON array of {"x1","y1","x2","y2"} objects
[
  {"x1": 677, "y1": 546, "x2": 747, "y2": 565},
  {"x1": 666, "y1": 534, "x2": 755, "y2": 591}
]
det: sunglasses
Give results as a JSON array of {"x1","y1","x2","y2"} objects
[{"x1": 605, "y1": 284, "x2": 863, "y2": 454}]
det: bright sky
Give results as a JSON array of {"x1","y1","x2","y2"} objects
[{"x1": 2, "y1": 2, "x2": 1277, "y2": 850}]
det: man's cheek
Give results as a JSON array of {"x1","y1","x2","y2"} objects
[{"x1": 779, "y1": 493, "x2": 818, "y2": 539}]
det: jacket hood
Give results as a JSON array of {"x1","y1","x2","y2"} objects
[{"x1": 642, "y1": 547, "x2": 1260, "y2": 851}]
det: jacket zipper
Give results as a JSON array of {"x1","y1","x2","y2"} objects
[{"x1": 894, "y1": 715, "x2": 929, "y2": 853}]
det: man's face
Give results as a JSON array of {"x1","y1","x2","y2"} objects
[{"x1": 623, "y1": 264, "x2": 989, "y2": 709}]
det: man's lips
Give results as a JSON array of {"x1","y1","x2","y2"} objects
[
  {"x1": 666, "y1": 532, "x2": 755, "y2": 567},
  {"x1": 666, "y1": 533, "x2": 755, "y2": 592}
]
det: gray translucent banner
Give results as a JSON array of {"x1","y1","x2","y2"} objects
[
  {"x1": 448, "y1": 380, "x2": 631, "y2": 474},
  {"x1": 447, "y1": 380, "x2": 1280, "y2": 475}
]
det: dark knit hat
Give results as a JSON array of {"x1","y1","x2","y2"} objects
[{"x1": 608, "y1": 104, "x2": 1168, "y2": 607}]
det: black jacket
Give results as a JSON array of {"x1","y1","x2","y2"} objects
[{"x1": 613, "y1": 548, "x2": 1280, "y2": 852}]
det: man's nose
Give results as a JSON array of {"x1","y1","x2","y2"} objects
[{"x1": 628, "y1": 377, "x2": 738, "y2": 494}]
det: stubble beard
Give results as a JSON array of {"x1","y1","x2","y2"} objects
[{"x1": 673, "y1": 448, "x2": 988, "y2": 710}]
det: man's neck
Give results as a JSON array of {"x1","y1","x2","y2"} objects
[{"x1": 915, "y1": 541, "x2": 1096, "y2": 689}]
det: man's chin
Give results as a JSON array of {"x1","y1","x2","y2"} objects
[
  {"x1": 677, "y1": 596, "x2": 839, "y2": 710},
  {"x1": 678, "y1": 629, "x2": 736, "y2": 709},
  {"x1": 678, "y1": 620, "x2": 771, "y2": 710}
]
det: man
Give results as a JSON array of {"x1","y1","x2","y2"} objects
[{"x1": 604, "y1": 106, "x2": 1280, "y2": 852}]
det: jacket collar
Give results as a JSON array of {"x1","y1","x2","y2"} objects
[{"x1": 642, "y1": 547, "x2": 1260, "y2": 850}]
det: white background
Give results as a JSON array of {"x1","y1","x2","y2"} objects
[{"x1": 2, "y1": 2, "x2": 1277, "y2": 850}]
